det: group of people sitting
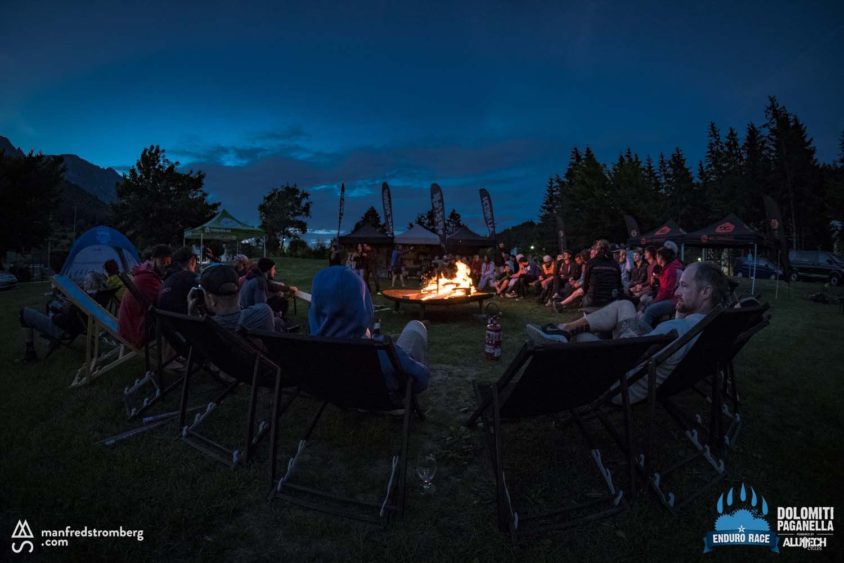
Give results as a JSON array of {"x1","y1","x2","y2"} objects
[
  {"x1": 19, "y1": 246, "x2": 300, "y2": 360},
  {"x1": 20, "y1": 233, "x2": 740, "y2": 409},
  {"x1": 20, "y1": 244, "x2": 432, "y2": 402}
]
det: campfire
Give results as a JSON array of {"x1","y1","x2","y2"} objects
[{"x1": 419, "y1": 260, "x2": 476, "y2": 300}]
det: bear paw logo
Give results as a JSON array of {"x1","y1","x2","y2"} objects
[{"x1": 714, "y1": 483, "x2": 770, "y2": 532}]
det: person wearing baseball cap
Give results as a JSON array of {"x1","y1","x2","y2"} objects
[
  {"x1": 192, "y1": 265, "x2": 278, "y2": 333},
  {"x1": 157, "y1": 247, "x2": 198, "y2": 314}
]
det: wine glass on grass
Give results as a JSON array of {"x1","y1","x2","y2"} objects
[{"x1": 416, "y1": 445, "x2": 438, "y2": 494}]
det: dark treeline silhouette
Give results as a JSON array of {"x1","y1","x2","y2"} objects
[{"x1": 527, "y1": 97, "x2": 843, "y2": 252}]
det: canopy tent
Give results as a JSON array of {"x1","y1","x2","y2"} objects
[
  {"x1": 682, "y1": 213, "x2": 768, "y2": 293},
  {"x1": 446, "y1": 226, "x2": 494, "y2": 252},
  {"x1": 60, "y1": 225, "x2": 140, "y2": 284},
  {"x1": 394, "y1": 224, "x2": 441, "y2": 246},
  {"x1": 338, "y1": 224, "x2": 394, "y2": 246},
  {"x1": 183, "y1": 209, "x2": 265, "y2": 249},
  {"x1": 634, "y1": 219, "x2": 687, "y2": 247}
]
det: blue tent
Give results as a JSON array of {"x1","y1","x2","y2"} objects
[{"x1": 60, "y1": 226, "x2": 141, "y2": 283}]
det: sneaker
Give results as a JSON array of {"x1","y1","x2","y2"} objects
[
  {"x1": 553, "y1": 301, "x2": 568, "y2": 313},
  {"x1": 525, "y1": 324, "x2": 568, "y2": 344}
]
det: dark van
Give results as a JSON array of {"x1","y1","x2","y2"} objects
[{"x1": 788, "y1": 250, "x2": 844, "y2": 286}]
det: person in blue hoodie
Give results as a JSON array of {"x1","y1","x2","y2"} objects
[{"x1": 308, "y1": 265, "x2": 430, "y2": 395}]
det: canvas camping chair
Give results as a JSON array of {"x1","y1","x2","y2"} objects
[
  {"x1": 246, "y1": 330, "x2": 425, "y2": 524},
  {"x1": 98, "y1": 306, "x2": 229, "y2": 446},
  {"x1": 155, "y1": 310, "x2": 297, "y2": 474},
  {"x1": 691, "y1": 300, "x2": 771, "y2": 448},
  {"x1": 51, "y1": 275, "x2": 140, "y2": 386},
  {"x1": 465, "y1": 333, "x2": 674, "y2": 541},
  {"x1": 638, "y1": 304, "x2": 769, "y2": 511},
  {"x1": 116, "y1": 272, "x2": 202, "y2": 422}
]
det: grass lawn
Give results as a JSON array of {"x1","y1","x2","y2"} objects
[{"x1": 2, "y1": 257, "x2": 843, "y2": 561}]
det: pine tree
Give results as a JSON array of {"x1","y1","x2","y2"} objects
[
  {"x1": 764, "y1": 96, "x2": 822, "y2": 248},
  {"x1": 663, "y1": 148, "x2": 706, "y2": 228},
  {"x1": 537, "y1": 177, "x2": 560, "y2": 247}
]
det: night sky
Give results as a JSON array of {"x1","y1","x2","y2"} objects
[{"x1": 2, "y1": 0, "x2": 843, "y2": 242}]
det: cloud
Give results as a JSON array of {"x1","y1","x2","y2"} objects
[{"x1": 180, "y1": 135, "x2": 561, "y2": 243}]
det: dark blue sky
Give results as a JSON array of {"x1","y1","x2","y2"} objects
[{"x1": 2, "y1": 0, "x2": 843, "y2": 241}]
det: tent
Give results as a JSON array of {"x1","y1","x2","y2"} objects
[
  {"x1": 183, "y1": 209, "x2": 265, "y2": 251},
  {"x1": 60, "y1": 225, "x2": 141, "y2": 284},
  {"x1": 338, "y1": 224, "x2": 394, "y2": 246},
  {"x1": 394, "y1": 224, "x2": 441, "y2": 246},
  {"x1": 682, "y1": 213, "x2": 767, "y2": 292},
  {"x1": 446, "y1": 226, "x2": 493, "y2": 253},
  {"x1": 635, "y1": 219, "x2": 687, "y2": 247}
]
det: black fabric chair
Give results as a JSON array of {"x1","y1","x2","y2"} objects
[
  {"x1": 694, "y1": 300, "x2": 771, "y2": 448},
  {"x1": 154, "y1": 311, "x2": 296, "y2": 477},
  {"x1": 247, "y1": 329, "x2": 424, "y2": 524},
  {"x1": 640, "y1": 304, "x2": 769, "y2": 511},
  {"x1": 465, "y1": 333, "x2": 674, "y2": 541}
]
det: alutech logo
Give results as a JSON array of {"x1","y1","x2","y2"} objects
[{"x1": 11, "y1": 520, "x2": 35, "y2": 554}]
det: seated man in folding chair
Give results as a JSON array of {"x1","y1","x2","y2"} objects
[
  {"x1": 118, "y1": 244, "x2": 172, "y2": 348},
  {"x1": 187, "y1": 265, "x2": 282, "y2": 333},
  {"x1": 527, "y1": 261, "x2": 730, "y2": 403},
  {"x1": 19, "y1": 295, "x2": 87, "y2": 361},
  {"x1": 309, "y1": 264, "x2": 430, "y2": 395}
]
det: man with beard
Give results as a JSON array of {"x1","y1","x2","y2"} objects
[
  {"x1": 118, "y1": 244, "x2": 172, "y2": 348},
  {"x1": 526, "y1": 262, "x2": 729, "y2": 403}
]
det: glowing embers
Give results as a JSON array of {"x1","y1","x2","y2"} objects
[{"x1": 419, "y1": 261, "x2": 476, "y2": 300}]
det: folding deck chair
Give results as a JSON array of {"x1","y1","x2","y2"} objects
[
  {"x1": 695, "y1": 300, "x2": 771, "y2": 449},
  {"x1": 51, "y1": 275, "x2": 139, "y2": 387},
  {"x1": 247, "y1": 330, "x2": 424, "y2": 523},
  {"x1": 465, "y1": 333, "x2": 674, "y2": 541},
  {"x1": 155, "y1": 311, "x2": 296, "y2": 474},
  {"x1": 116, "y1": 273, "x2": 198, "y2": 423},
  {"x1": 99, "y1": 306, "x2": 229, "y2": 446},
  {"x1": 640, "y1": 303, "x2": 769, "y2": 511}
]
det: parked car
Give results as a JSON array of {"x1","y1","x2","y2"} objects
[
  {"x1": 788, "y1": 250, "x2": 844, "y2": 286},
  {"x1": 733, "y1": 256, "x2": 783, "y2": 280},
  {"x1": 0, "y1": 270, "x2": 18, "y2": 290},
  {"x1": 788, "y1": 250, "x2": 844, "y2": 285}
]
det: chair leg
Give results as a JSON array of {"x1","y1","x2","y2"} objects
[
  {"x1": 268, "y1": 367, "x2": 284, "y2": 487},
  {"x1": 178, "y1": 347, "x2": 195, "y2": 432}
]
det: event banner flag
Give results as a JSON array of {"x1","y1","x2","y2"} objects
[
  {"x1": 337, "y1": 182, "x2": 345, "y2": 237},
  {"x1": 382, "y1": 182, "x2": 394, "y2": 237},
  {"x1": 623, "y1": 214, "x2": 640, "y2": 242},
  {"x1": 431, "y1": 183, "x2": 447, "y2": 247},
  {"x1": 762, "y1": 194, "x2": 792, "y2": 282},
  {"x1": 479, "y1": 188, "x2": 496, "y2": 238}
]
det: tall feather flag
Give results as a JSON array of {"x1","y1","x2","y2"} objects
[
  {"x1": 479, "y1": 188, "x2": 496, "y2": 239},
  {"x1": 623, "y1": 214, "x2": 640, "y2": 244},
  {"x1": 763, "y1": 194, "x2": 792, "y2": 282},
  {"x1": 336, "y1": 182, "x2": 345, "y2": 240},
  {"x1": 381, "y1": 182, "x2": 394, "y2": 237},
  {"x1": 430, "y1": 183, "x2": 447, "y2": 249}
]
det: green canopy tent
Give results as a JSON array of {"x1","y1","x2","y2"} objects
[{"x1": 183, "y1": 209, "x2": 266, "y2": 255}]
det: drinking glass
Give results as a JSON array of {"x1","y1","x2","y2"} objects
[{"x1": 416, "y1": 445, "x2": 438, "y2": 494}]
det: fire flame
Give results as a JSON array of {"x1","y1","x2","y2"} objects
[{"x1": 419, "y1": 260, "x2": 476, "y2": 300}]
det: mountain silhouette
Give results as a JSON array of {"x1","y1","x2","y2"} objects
[{"x1": 0, "y1": 135, "x2": 121, "y2": 203}]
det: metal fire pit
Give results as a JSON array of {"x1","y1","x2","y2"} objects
[{"x1": 381, "y1": 288, "x2": 494, "y2": 320}]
